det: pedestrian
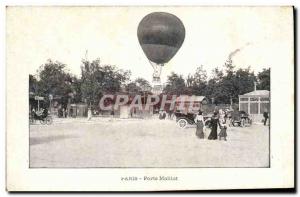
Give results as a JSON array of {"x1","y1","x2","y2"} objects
[
  {"x1": 168, "y1": 111, "x2": 172, "y2": 119},
  {"x1": 263, "y1": 110, "x2": 269, "y2": 126},
  {"x1": 87, "y1": 108, "x2": 92, "y2": 121},
  {"x1": 219, "y1": 108, "x2": 225, "y2": 120},
  {"x1": 194, "y1": 111, "x2": 204, "y2": 139},
  {"x1": 31, "y1": 108, "x2": 35, "y2": 115},
  {"x1": 65, "y1": 108, "x2": 68, "y2": 118},
  {"x1": 62, "y1": 108, "x2": 65, "y2": 118},
  {"x1": 163, "y1": 110, "x2": 167, "y2": 119},
  {"x1": 224, "y1": 109, "x2": 229, "y2": 123},
  {"x1": 218, "y1": 118, "x2": 227, "y2": 141},
  {"x1": 111, "y1": 110, "x2": 115, "y2": 117},
  {"x1": 159, "y1": 110, "x2": 166, "y2": 120},
  {"x1": 31, "y1": 108, "x2": 36, "y2": 119},
  {"x1": 208, "y1": 112, "x2": 220, "y2": 140}
]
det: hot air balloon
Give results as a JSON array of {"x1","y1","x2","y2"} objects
[{"x1": 137, "y1": 12, "x2": 185, "y2": 93}]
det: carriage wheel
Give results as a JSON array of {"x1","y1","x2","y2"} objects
[
  {"x1": 46, "y1": 116, "x2": 53, "y2": 125},
  {"x1": 29, "y1": 118, "x2": 34, "y2": 124},
  {"x1": 40, "y1": 119, "x2": 47, "y2": 125}
]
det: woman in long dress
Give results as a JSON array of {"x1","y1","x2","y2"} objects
[
  {"x1": 218, "y1": 118, "x2": 227, "y2": 141},
  {"x1": 194, "y1": 111, "x2": 204, "y2": 139},
  {"x1": 208, "y1": 112, "x2": 220, "y2": 140}
]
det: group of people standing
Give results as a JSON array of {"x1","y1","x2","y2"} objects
[
  {"x1": 159, "y1": 110, "x2": 174, "y2": 120},
  {"x1": 194, "y1": 109, "x2": 228, "y2": 141}
]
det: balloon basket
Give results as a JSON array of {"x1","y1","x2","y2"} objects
[{"x1": 152, "y1": 77, "x2": 162, "y2": 95}]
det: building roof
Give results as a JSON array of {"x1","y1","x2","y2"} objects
[
  {"x1": 176, "y1": 95, "x2": 206, "y2": 102},
  {"x1": 241, "y1": 90, "x2": 270, "y2": 96}
]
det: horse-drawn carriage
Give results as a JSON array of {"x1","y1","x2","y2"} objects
[{"x1": 30, "y1": 109, "x2": 53, "y2": 125}]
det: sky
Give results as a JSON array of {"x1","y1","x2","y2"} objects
[{"x1": 7, "y1": 6, "x2": 293, "y2": 83}]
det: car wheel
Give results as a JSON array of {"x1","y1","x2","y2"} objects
[
  {"x1": 177, "y1": 119, "x2": 188, "y2": 129},
  {"x1": 241, "y1": 119, "x2": 245, "y2": 127},
  {"x1": 204, "y1": 120, "x2": 211, "y2": 128},
  {"x1": 232, "y1": 121, "x2": 238, "y2": 127}
]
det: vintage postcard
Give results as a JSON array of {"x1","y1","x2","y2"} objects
[{"x1": 6, "y1": 6, "x2": 294, "y2": 191}]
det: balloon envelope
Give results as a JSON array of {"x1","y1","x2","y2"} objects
[{"x1": 137, "y1": 12, "x2": 185, "y2": 64}]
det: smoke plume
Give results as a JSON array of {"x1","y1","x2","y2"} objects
[{"x1": 228, "y1": 42, "x2": 251, "y2": 61}]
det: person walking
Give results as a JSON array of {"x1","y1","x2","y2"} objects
[
  {"x1": 65, "y1": 108, "x2": 68, "y2": 118},
  {"x1": 263, "y1": 111, "x2": 269, "y2": 126},
  {"x1": 87, "y1": 108, "x2": 92, "y2": 121},
  {"x1": 159, "y1": 110, "x2": 166, "y2": 120},
  {"x1": 219, "y1": 109, "x2": 225, "y2": 120},
  {"x1": 62, "y1": 108, "x2": 65, "y2": 118},
  {"x1": 208, "y1": 112, "x2": 220, "y2": 140},
  {"x1": 194, "y1": 111, "x2": 204, "y2": 139},
  {"x1": 218, "y1": 118, "x2": 227, "y2": 141}
]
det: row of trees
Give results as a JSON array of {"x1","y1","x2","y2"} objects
[
  {"x1": 29, "y1": 59, "x2": 151, "y2": 108},
  {"x1": 29, "y1": 58, "x2": 270, "y2": 108},
  {"x1": 164, "y1": 60, "x2": 270, "y2": 104}
]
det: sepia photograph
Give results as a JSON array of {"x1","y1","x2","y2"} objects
[
  {"x1": 6, "y1": 5, "x2": 294, "y2": 191},
  {"x1": 25, "y1": 7, "x2": 271, "y2": 168}
]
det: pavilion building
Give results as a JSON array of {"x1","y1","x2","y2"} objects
[{"x1": 239, "y1": 90, "x2": 270, "y2": 122}]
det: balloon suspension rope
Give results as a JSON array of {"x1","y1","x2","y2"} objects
[
  {"x1": 149, "y1": 61, "x2": 163, "y2": 94},
  {"x1": 149, "y1": 61, "x2": 163, "y2": 82}
]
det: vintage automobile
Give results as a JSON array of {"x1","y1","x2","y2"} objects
[
  {"x1": 228, "y1": 110, "x2": 252, "y2": 127},
  {"x1": 174, "y1": 112, "x2": 212, "y2": 129}
]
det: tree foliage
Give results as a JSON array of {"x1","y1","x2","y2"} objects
[
  {"x1": 126, "y1": 77, "x2": 152, "y2": 94},
  {"x1": 163, "y1": 72, "x2": 186, "y2": 95},
  {"x1": 257, "y1": 68, "x2": 270, "y2": 90},
  {"x1": 163, "y1": 62, "x2": 268, "y2": 104},
  {"x1": 37, "y1": 60, "x2": 73, "y2": 97},
  {"x1": 80, "y1": 58, "x2": 131, "y2": 107},
  {"x1": 29, "y1": 58, "x2": 270, "y2": 108},
  {"x1": 30, "y1": 59, "x2": 77, "y2": 107}
]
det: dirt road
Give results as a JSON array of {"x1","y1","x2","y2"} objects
[{"x1": 30, "y1": 119, "x2": 269, "y2": 168}]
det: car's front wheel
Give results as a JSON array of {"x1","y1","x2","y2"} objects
[
  {"x1": 204, "y1": 119, "x2": 211, "y2": 128},
  {"x1": 177, "y1": 119, "x2": 188, "y2": 129}
]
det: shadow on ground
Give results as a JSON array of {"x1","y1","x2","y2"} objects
[{"x1": 30, "y1": 135, "x2": 78, "y2": 146}]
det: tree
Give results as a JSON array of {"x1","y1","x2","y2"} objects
[
  {"x1": 37, "y1": 59, "x2": 73, "y2": 95},
  {"x1": 257, "y1": 68, "x2": 270, "y2": 90},
  {"x1": 163, "y1": 72, "x2": 186, "y2": 95},
  {"x1": 204, "y1": 67, "x2": 225, "y2": 104},
  {"x1": 186, "y1": 74, "x2": 194, "y2": 88},
  {"x1": 126, "y1": 78, "x2": 151, "y2": 94},
  {"x1": 35, "y1": 59, "x2": 75, "y2": 107},
  {"x1": 135, "y1": 78, "x2": 152, "y2": 91},
  {"x1": 193, "y1": 65, "x2": 208, "y2": 85},
  {"x1": 230, "y1": 67, "x2": 256, "y2": 103},
  {"x1": 70, "y1": 76, "x2": 82, "y2": 103},
  {"x1": 204, "y1": 62, "x2": 257, "y2": 104},
  {"x1": 80, "y1": 58, "x2": 131, "y2": 107},
  {"x1": 190, "y1": 65, "x2": 208, "y2": 96},
  {"x1": 29, "y1": 74, "x2": 38, "y2": 93}
]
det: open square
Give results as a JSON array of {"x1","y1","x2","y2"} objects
[{"x1": 30, "y1": 118, "x2": 269, "y2": 168}]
